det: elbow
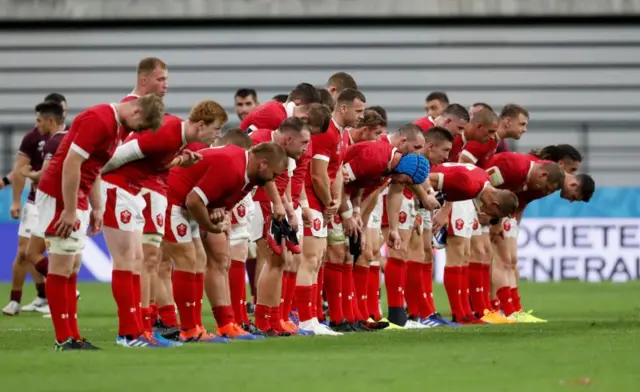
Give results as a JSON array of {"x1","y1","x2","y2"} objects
[{"x1": 184, "y1": 192, "x2": 200, "y2": 212}]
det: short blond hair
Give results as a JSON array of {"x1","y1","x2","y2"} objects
[
  {"x1": 135, "y1": 94, "x2": 165, "y2": 131},
  {"x1": 189, "y1": 100, "x2": 228, "y2": 126},
  {"x1": 137, "y1": 57, "x2": 167, "y2": 75}
]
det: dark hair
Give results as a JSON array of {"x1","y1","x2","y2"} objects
[
  {"x1": 35, "y1": 101, "x2": 64, "y2": 124},
  {"x1": 336, "y1": 88, "x2": 366, "y2": 105},
  {"x1": 500, "y1": 103, "x2": 529, "y2": 119},
  {"x1": 44, "y1": 92, "x2": 66, "y2": 104},
  {"x1": 426, "y1": 91, "x2": 449, "y2": 104},
  {"x1": 471, "y1": 102, "x2": 493, "y2": 112},
  {"x1": 278, "y1": 117, "x2": 305, "y2": 134},
  {"x1": 442, "y1": 103, "x2": 470, "y2": 122},
  {"x1": 576, "y1": 173, "x2": 595, "y2": 202},
  {"x1": 540, "y1": 162, "x2": 566, "y2": 189},
  {"x1": 235, "y1": 88, "x2": 258, "y2": 101},
  {"x1": 272, "y1": 94, "x2": 289, "y2": 103},
  {"x1": 327, "y1": 72, "x2": 358, "y2": 92},
  {"x1": 393, "y1": 123, "x2": 423, "y2": 140},
  {"x1": 306, "y1": 103, "x2": 332, "y2": 134},
  {"x1": 218, "y1": 128, "x2": 252, "y2": 149},
  {"x1": 531, "y1": 144, "x2": 582, "y2": 162},
  {"x1": 358, "y1": 110, "x2": 386, "y2": 128},
  {"x1": 318, "y1": 88, "x2": 335, "y2": 110},
  {"x1": 288, "y1": 83, "x2": 322, "y2": 104},
  {"x1": 425, "y1": 126, "x2": 454, "y2": 143},
  {"x1": 368, "y1": 105, "x2": 387, "y2": 122}
]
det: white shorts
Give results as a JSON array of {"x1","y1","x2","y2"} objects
[
  {"x1": 397, "y1": 196, "x2": 416, "y2": 231},
  {"x1": 303, "y1": 208, "x2": 327, "y2": 238},
  {"x1": 367, "y1": 196, "x2": 384, "y2": 229},
  {"x1": 294, "y1": 206, "x2": 303, "y2": 242},
  {"x1": 35, "y1": 190, "x2": 90, "y2": 255},
  {"x1": 472, "y1": 221, "x2": 491, "y2": 236},
  {"x1": 447, "y1": 200, "x2": 475, "y2": 238},
  {"x1": 101, "y1": 180, "x2": 145, "y2": 232},
  {"x1": 164, "y1": 204, "x2": 200, "y2": 244},
  {"x1": 18, "y1": 201, "x2": 41, "y2": 238},
  {"x1": 418, "y1": 208, "x2": 432, "y2": 231},
  {"x1": 231, "y1": 194, "x2": 254, "y2": 246},
  {"x1": 140, "y1": 189, "x2": 168, "y2": 247},
  {"x1": 249, "y1": 200, "x2": 270, "y2": 242},
  {"x1": 502, "y1": 217, "x2": 519, "y2": 239}
]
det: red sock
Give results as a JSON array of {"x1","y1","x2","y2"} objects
[
  {"x1": 279, "y1": 272, "x2": 289, "y2": 315},
  {"x1": 469, "y1": 262, "x2": 487, "y2": 315},
  {"x1": 149, "y1": 303, "x2": 159, "y2": 324},
  {"x1": 511, "y1": 287, "x2": 522, "y2": 312},
  {"x1": 10, "y1": 290, "x2": 21, "y2": 303},
  {"x1": 240, "y1": 278, "x2": 250, "y2": 325},
  {"x1": 172, "y1": 270, "x2": 197, "y2": 331},
  {"x1": 323, "y1": 263, "x2": 344, "y2": 323},
  {"x1": 349, "y1": 270, "x2": 363, "y2": 322},
  {"x1": 491, "y1": 298, "x2": 500, "y2": 311},
  {"x1": 194, "y1": 272, "x2": 204, "y2": 327},
  {"x1": 316, "y1": 266, "x2": 325, "y2": 321},
  {"x1": 269, "y1": 306, "x2": 283, "y2": 330},
  {"x1": 158, "y1": 304, "x2": 179, "y2": 327},
  {"x1": 367, "y1": 265, "x2": 382, "y2": 320},
  {"x1": 35, "y1": 256, "x2": 49, "y2": 277},
  {"x1": 112, "y1": 270, "x2": 140, "y2": 337},
  {"x1": 46, "y1": 274, "x2": 71, "y2": 342},
  {"x1": 444, "y1": 266, "x2": 464, "y2": 320},
  {"x1": 482, "y1": 264, "x2": 493, "y2": 310},
  {"x1": 254, "y1": 304, "x2": 271, "y2": 331},
  {"x1": 142, "y1": 307, "x2": 153, "y2": 333},
  {"x1": 353, "y1": 265, "x2": 369, "y2": 321},
  {"x1": 132, "y1": 274, "x2": 144, "y2": 334},
  {"x1": 384, "y1": 257, "x2": 405, "y2": 308},
  {"x1": 497, "y1": 286, "x2": 515, "y2": 316},
  {"x1": 213, "y1": 305, "x2": 235, "y2": 328},
  {"x1": 310, "y1": 283, "x2": 319, "y2": 320},
  {"x1": 341, "y1": 264, "x2": 355, "y2": 324},
  {"x1": 282, "y1": 271, "x2": 297, "y2": 320},
  {"x1": 246, "y1": 258, "x2": 257, "y2": 302},
  {"x1": 293, "y1": 285, "x2": 313, "y2": 322},
  {"x1": 405, "y1": 261, "x2": 423, "y2": 318},
  {"x1": 421, "y1": 263, "x2": 436, "y2": 315},
  {"x1": 229, "y1": 260, "x2": 246, "y2": 325},
  {"x1": 66, "y1": 274, "x2": 81, "y2": 340},
  {"x1": 459, "y1": 265, "x2": 474, "y2": 318}
]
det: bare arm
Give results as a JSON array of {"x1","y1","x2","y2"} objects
[
  {"x1": 386, "y1": 183, "x2": 404, "y2": 232},
  {"x1": 12, "y1": 153, "x2": 30, "y2": 205},
  {"x1": 331, "y1": 167, "x2": 344, "y2": 203},
  {"x1": 185, "y1": 191, "x2": 221, "y2": 233},
  {"x1": 310, "y1": 159, "x2": 332, "y2": 206},
  {"x1": 89, "y1": 175, "x2": 102, "y2": 211}
]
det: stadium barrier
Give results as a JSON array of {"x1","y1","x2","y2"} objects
[{"x1": 0, "y1": 188, "x2": 638, "y2": 283}]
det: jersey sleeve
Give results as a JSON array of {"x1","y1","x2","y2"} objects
[
  {"x1": 310, "y1": 131, "x2": 335, "y2": 162},
  {"x1": 192, "y1": 162, "x2": 240, "y2": 207},
  {"x1": 69, "y1": 114, "x2": 110, "y2": 159},
  {"x1": 459, "y1": 141, "x2": 486, "y2": 164},
  {"x1": 18, "y1": 131, "x2": 36, "y2": 158}
]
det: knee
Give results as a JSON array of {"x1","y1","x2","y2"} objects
[
  {"x1": 157, "y1": 260, "x2": 172, "y2": 279},
  {"x1": 144, "y1": 251, "x2": 159, "y2": 271},
  {"x1": 16, "y1": 247, "x2": 28, "y2": 264},
  {"x1": 207, "y1": 255, "x2": 230, "y2": 274}
]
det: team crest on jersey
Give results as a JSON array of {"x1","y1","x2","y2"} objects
[
  {"x1": 503, "y1": 220, "x2": 511, "y2": 232},
  {"x1": 37, "y1": 140, "x2": 45, "y2": 152},
  {"x1": 120, "y1": 210, "x2": 132, "y2": 224},
  {"x1": 455, "y1": 218, "x2": 464, "y2": 231},
  {"x1": 398, "y1": 211, "x2": 407, "y2": 224},
  {"x1": 473, "y1": 219, "x2": 479, "y2": 230},
  {"x1": 236, "y1": 204, "x2": 246, "y2": 218},
  {"x1": 176, "y1": 223, "x2": 188, "y2": 237},
  {"x1": 156, "y1": 214, "x2": 164, "y2": 228},
  {"x1": 313, "y1": 218, "x2": 321, "y2": 232}
]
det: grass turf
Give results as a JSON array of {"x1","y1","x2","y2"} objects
[{"x1": 1, "y1": 281, "x2": 639, "y2": 392}]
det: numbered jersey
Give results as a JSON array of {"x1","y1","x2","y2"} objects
[{"x1": 430, "y1": 162, "x2": 490, "y2": 201}]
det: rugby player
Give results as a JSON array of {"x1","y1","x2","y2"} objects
[
  {"x1": 234, "y1": 88, "x2": 259, "y2": 121},
  {"x1": 414, "y1": 92, "x2": 449, "y2": 132},
  {"x1": 326, "y1": 72, "x2": 358, "y2": 101},
  {"x1": 36, "y1": 95, "x2": 164, "y2": 351}
]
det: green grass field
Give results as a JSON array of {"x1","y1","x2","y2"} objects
[{"x1": 1, "y1": 281, "x2": 639, "y2": 392}]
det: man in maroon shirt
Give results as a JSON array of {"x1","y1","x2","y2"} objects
[{"x1": 2, "y1": 100, "x2": 66, "y2": 316}]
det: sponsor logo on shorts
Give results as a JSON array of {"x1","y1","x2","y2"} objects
[
  {"x1": 416, "y1": 214, "x2": 423, "y2": 226},
  {"x1": 120, "y1": 210, "x2": 132, "y2": 224},
  {"x1": 455, "y1": 218, "x2": 464, "y2": 231},
  {"x1": 236, "y1": 204, "x2": 246, "y2": 218},
  {"x1": 398, "y1": 211, "x2": 407, "y2": 224},
  {"x1": 73, "y1": 220, "x2": 81, "y2": 231},
  {"x1": 156, "y1": 214, "x2": 164, "y2": 228},
  {"x1": 473, "y1": 219, "x2": 479, "y2": 230},
  {"x1": 312, "y1": 218, "x2": 321, "y2": 232},
  {"x1": 176, "y1": 223, "x2": 188, "y2": 237},
  {"x1": 503, "y1": 220, "x2": 512, "y2": 232}
]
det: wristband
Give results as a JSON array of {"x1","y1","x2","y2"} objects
[
  {"x1": 353, "y1": 206, "x2": 361, "y2": 214},
  {"x1": 341, "y1": 209, "x2": 353, "y2": 219},
  {"x1": 2, "y1": 176, "x2": 10, "y2": 186},
  {"x1": 300, "y1": 199, "x2": 309, "y2": 208}
]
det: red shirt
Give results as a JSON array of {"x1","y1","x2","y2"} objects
[
  {"x1": 240, "y1": 101, "x2": 292, "y2": 132},
  {"x1": 39, "y1": 104, "x2": 120, "y2": 210},
  {"x1": 413, "y1": 116, "x2": 434, "y2": 133},
  {"x1": 485, "y1": 152, "x2": 548, "y2": 192},
  {"x1": 459, "y1": 137, "x2": 499, "y2": 168},
  {"x1": 448, "y1": 133, "x2": 468, "y2": 162},
  {"x1": 343, "y1": 140, "x2": 396, "y2": 197},
  {"x1": 431, "y1": 162, "x2": 490, "y2": 201},
  {"x1": 102, "y1": 115, "x2": 187, "y2": 196},
  {"x1": 18, "y1": 128, "x2": 50, "y2": 201},
  {"x1": 250, "y1": 129, "x2": 290, "y2": 202},
  {"x1": 291, "y1": 145, "x2": 312, "y2": 206},
  {"x1": 304, "y1": 119, "x2": 347, "y2": 205},
  {"x1": 167, "y1": 145, "x2": 254, "y2": 210},
  {"x1": 342, "y1": 128, "x2": 355, "y2": 147}
]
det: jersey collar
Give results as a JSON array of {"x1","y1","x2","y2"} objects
[
  {"x1": 331, "y1": 118, "x2": 345, "y2": 133},
  {"x1": 244, "y1": 151, "x2": 250, "y2": 186},
  {"x1": 523, "y1": 161, "x2": 536, "y2": 190},
  {"x1": 110, "y1": 103, "x2": 121, "y2": 128},
  {"x1": 284, "y1": 102, "x2": 296, "y2": 118},
  {"x1": 181, "y1": 121, "x2": 188, "y2": 147}
]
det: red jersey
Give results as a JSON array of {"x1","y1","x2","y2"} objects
[
  {"x1": 240, "y1": 101, "x2": 294, "y2": 132},
  {"x1": 361, "y1": 135, "x2": 391, "y2": 198},
  {"x1": 342, "y1": 128, "x2": 355, "y2": 147},
  {"x1": 447, "y1": 133, "x2": 468, "y2": 162},
  {"x1": 343, "y1": 140, "x2": 396, "y2": 197},
  {"x1": 431, "y1": 162, "x2": 490, "y2": 201},
  {"x1": 39, "y1": 104, "x2": 121, "y2": 210},
  {"x1": 18, "y1": 128, "x2": 49, "y2": 201},
  {"x1": 291, "y1": 145, "x2": 312, "y2": 206},
  {"x1": 102, "y1": 116, "x2": 187, "y2": 196},
  {"x1": 459, "y1": 137, "x2": 500, "y2": 168},
  {"x1": 250, "y1": 129, "x2": 290, "y2": 202},
  {"x1": 167, "y1": 145, "x2": 254, "y2": 210},
  {"x1": 413, "y1": 116, "x2": 434, "y2": 133},
  {"x1": 304, "y1": 119, "x2": 346, "y2": 192},
  {"x1": 485, "y1": 152, "x2": 547, "y2": 192}
]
